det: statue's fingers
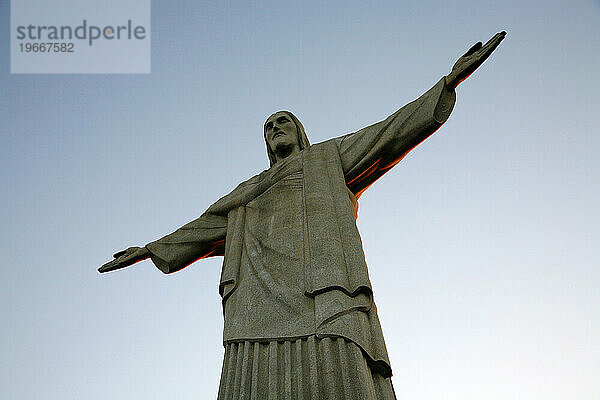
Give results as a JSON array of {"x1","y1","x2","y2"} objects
[
  {"x1": 113, "y1": 250, "x2": 127, "y2": 259},
  {"x1": 99, "y1": 259, "x2": 119, "y2": 273},
  {"x1": 463, "y1": 42, "x2": 482, "y2": 57},
  {"x1": 479, "y1": 32, "x2": 506, "y2": 58},
  {"x1": 484, "y1": 31, "x2": 506, "y2": 45},
  {"x1": 491, "y1": 32, "x2": 506, "y2": 48},
  {"x1": 475, "y1": 37, "x2": 504, "y2": 66},
  {"x1": 99, "y1": 255, "x2": 137, "y2": 272}
]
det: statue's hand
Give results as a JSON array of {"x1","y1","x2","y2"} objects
[
  {"x1": 446, "y1": 31, "x2": 506, "y2": 90},
  {"x1": 98, "y1": 246, "x2": 150, "y2": 273}
]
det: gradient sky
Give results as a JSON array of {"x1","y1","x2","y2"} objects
[{"x1": 1, "y1": 1, "x2": 599, "y2": 399}]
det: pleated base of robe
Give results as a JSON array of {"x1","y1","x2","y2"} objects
[{"x1": 217, "y1": 336, "x2": 396, "y2": 400}]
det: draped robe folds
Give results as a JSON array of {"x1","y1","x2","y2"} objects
[{"x1": 145, "y1": 77, "x2": 456, "y2": 379}]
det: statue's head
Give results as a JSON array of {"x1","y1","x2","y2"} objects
[{"x1": 264, "y1": 111, "x2": 310, "y2": 166}]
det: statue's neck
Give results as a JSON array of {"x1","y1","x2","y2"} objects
[{"x1": 274, "y1": 144, "x2": 300, "y2": 163}]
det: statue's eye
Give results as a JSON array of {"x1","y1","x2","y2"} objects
[
  {"x1": 277, "y1": 117, "x2": 289, "y2": 124},
  {"x1": 265, "y1": 122, "x2": 273, "y2": 130}
]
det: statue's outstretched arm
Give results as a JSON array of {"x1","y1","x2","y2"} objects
[
  {"x1": 338, "y1": 31, "x2": 506, "y2": 196},
  {"x1": 99, "y1": 211, "x2": 228, "y2": 274}
]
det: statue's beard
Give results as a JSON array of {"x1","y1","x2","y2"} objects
[{"x1": 273, "y1": 141, "x2": 296, "y2": 159}]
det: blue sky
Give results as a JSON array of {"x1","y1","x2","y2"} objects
[{"x1": 1, "y1": 0, "x2": 599, "y2": 398}]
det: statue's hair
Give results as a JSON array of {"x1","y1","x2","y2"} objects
[{"x1": 264, "y1": 111, "x2": 310, "y2": 166}]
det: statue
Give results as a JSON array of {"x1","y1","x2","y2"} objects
[{"x1": 99, "y1": 32, "x2": 506, "y2": 399}]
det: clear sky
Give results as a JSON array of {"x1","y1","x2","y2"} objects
[{"x1": 1, "y1": 0, "x2": 599, "y2": 399}]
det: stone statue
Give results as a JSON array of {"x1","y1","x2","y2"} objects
[{"x1": 99, "y1": 32, "x2": 506, "y2": 399}]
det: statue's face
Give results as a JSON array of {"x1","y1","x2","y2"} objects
[{"x1": 264, "y1": 112, "x2": 300, "y2": 159}]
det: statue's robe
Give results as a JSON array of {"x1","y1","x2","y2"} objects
[{"x1": 145, "y1": 78, "x2": 455, "y2": 399}]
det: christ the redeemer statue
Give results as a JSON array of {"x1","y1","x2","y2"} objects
[{"x1": 100, "y1": 32, "x2": 506, "y2": 399}]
